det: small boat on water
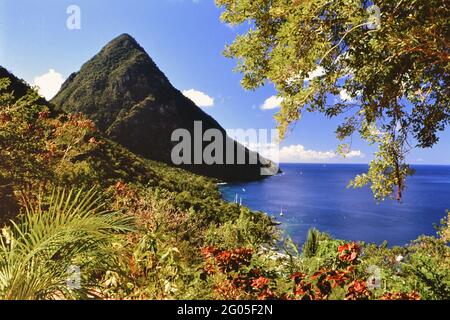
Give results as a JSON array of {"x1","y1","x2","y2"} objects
[{"x1": 234, "y1": 194, "x2": 243, "y2": 206}]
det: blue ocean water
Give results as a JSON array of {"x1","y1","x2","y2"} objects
[{"x1": 220, "y1": 164, "x2": 450, "y2": 246}]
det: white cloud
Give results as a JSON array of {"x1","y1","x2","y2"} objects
[
  {"x1": 261, "y1": 96, "x2": 283, "y2": 110},
  {"x1": 286, "y1": 65, "x2": 326, "y2": 86},
  {"x1": 278, "y1": 144, "x2": 364, "y2": 163},
  {"x1": 233, "y1": 136, "x2": 365, "y2": 163},
  {"x1": 339, "y1": 89, "x2": 353, "y2": 102},
  {"x1": 304, "y1": 66, "x2": 326, "y2": 82},
  {"x1": 339, "y1": 89, "x2": 361, "y2": 103},
  {"x1": 33, "y1": 69, "x2": 65, "y2": 100},
  {"x1": 182, "y1": 89, "x2": 214, "y2": 107},
  {"x1": 345, "y1": 150, "x2": 364, "y2": 158}
]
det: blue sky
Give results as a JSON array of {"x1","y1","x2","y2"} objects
[{"x1": 1, "y1": 0, "x2": 449, "y2": 164}]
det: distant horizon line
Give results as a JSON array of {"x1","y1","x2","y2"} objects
[{"x1": 277, "y1": 162, "x2": 450, "y2": 166}]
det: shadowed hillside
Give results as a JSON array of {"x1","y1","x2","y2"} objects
[{"x1": 52, "y1": 34, "x2": 276, "y2": 182}]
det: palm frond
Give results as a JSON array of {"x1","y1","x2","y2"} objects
[{"x1": 0, "y1": 188, "x2": 134, "y2": 300}]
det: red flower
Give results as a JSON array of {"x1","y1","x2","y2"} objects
[
  {"x1": 346, "y1": 280, "x2": 371, "y2": 300},
  {"x1": 251, "y1": 276, "x2": 270, "y2": 290},
  {"x1": 201, "y1": 247, "x2": 253, "y2": 273},
  {"x1": 201, "y1": 246, "x2": 218, "y2": 259},
  {"x1": 352, "y1": 280, "x2": 366, "y2": 293},
  {"x1": 338, "y1": 243, "x2": 360, "y2": 263},
  {"x1": 324, "y1": 269, "x2": 351, "y2": 288},
  {"x1": 39, "y1": 110, "x2": 51, "y2": 119},
  {"x1": 294, "y1": 281, "x2": 316, "y2": 300}
]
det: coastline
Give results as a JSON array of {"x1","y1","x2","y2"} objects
[{"x1": 218, "y1": 163, "x2": 450, "y2": 246}]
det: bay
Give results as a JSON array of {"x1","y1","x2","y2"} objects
[{"x1": 220, "y1": 164, "x2": 450, "y2": 246}]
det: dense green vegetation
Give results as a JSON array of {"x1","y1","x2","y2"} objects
[
  {"x1": 0, "y1": 188, "x2": 133, "y2": 299},
  {"x1": 1, "y1": 72, "x2": 449, "y2": 300},
  {"x1": 0, "y1": 74, "x2": 275, "y2": 299}
]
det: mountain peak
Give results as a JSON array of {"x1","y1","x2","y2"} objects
[
  {"x1": 96, "y1": 33, "x2": 150, "y2": 63},
  {"x1": 52, "y1": 34, "x2": 273, "y2": 182},
  {"x1": 106, "y1": 33, "x2": 144, "y2": 51},
  {"x1": 115, "y1": 33, "x2": 136, "y2": 41},
  {"x1": 52, "y1": 33, "x2": 172, "y2": 131}
]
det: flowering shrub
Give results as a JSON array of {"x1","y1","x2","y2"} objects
[
  {"x1": 202, "y1": 247, "x2": 253, "y2": 273},
  {"x1": 1, "y1": 77, "x2": 441, "y2": 301},
  {"x1": 338, "y1": 242, "x2": 361, "y2": 263},
  {"x1": 290, "y1": 272, "x2": 316, "y2": 300},
  {"x1": 289, "y1": 265, "x2": 369, "y2": 300},
  {"x1": 201, "y1": 241, "x2": 425, "y2": 300},
  {"x1": 0, "y1": 80, "x2": 100, "y2": 222},
  {"x1": 251, "y1": 276, "x2": 276, "y2": 300},
  {"x1": 201, "y1": 246, "x2": 277, "y2": 299},
  {"x1": 345, "y1": 280, "x2": 371, "y2": 300},
  {"x1": 380, "y1": 292, "x2": 421, "y2": 300}
]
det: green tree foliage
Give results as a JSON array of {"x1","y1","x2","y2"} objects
[
  {"x1": 0, "y1": 76, "x2": 278, "y2": 299},
  {"x1": 1, "y1": 53, "x2": 448, "y2": 299},
  {"x1": 0, "y1": 78, "x2": 98, "y2": 210},
  {"x1": 0, "y1": 78, "x2": 53, "y2": 190},
  {"x1": 216, "y1": 0, "x2": 449, "y2": 200},
  {"x1": 302, "y1": 228, "x2": 331, "y2": 258}
]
